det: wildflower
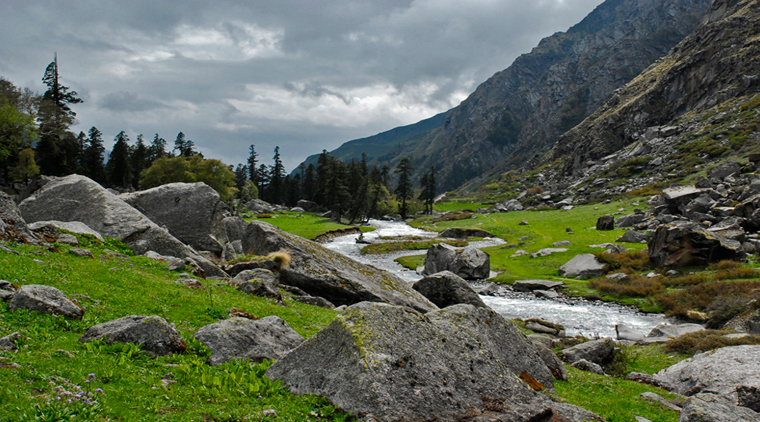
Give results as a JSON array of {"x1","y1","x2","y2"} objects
[
  {"x1": 95, "y1": 388, "x2": 103, "y2": 393},
  {"x1": 67, "y1": 399, "x2": 72, "y2": 404},
  {"x1": 85, "y1": 380, "x2": 90, "y2": 384},
  {"x1": 55, "y1": 396, "x2": 61, "y2": 401}
]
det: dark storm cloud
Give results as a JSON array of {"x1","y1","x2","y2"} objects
[{"x1": 0, "y1": 0, "x2": 605, "y2": 171}]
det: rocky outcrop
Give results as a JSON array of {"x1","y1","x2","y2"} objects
[
  {"x1": 78, "y1": 315, "x2": 187, "y2": 356},
  {"x1": 0, "y1": 192, "x2": 44, "y2": 245},
  {"x1": 194, "y1": 316, "x2": 304, "y2": 366},
  {"x1": 423, "y1": 243, "x2": 490, "y2": 280},
  {"x1": 679, "y1": 393, "x2": 759, "y2": 422},
  {"x1": 562, "y1": 338, "x2": 615, "y2": 366},
  {"x1": 18, "y1": 175, "x2": 226, "y2": 278},
  {"x1": 8, "y1": 285, "x2": 83, "y2": 320},
  {"x1": 225, "y1": 218, "x2": 437, "y2": 313},
  {"x1": 267, "y1": 302, "x2": 602, "y2": 421},
  {"x1": 653, "y1": 345, "x2": 760, "y2": 407},
  {"x1": 648, "y1": 223, "x2": 746, "y2": 267},
  {"x1": 411, "y1": 271, "x2": 487, "y2": 309},
  {"x1": 121, "y1": 182, "x2": 228, "y2": 255},
  {"x1": 27, "y1": 220, "x2": 104, "y2": 242}
]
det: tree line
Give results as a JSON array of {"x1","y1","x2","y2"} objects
[{"x1": 0, "y1": 56, "x2": 436, "y2": 220}]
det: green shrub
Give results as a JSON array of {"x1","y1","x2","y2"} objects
[{"x1": 663, "y1": 330, "x2": 760, "y2": 355}]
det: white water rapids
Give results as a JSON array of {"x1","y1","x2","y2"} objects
[{"x1": 323, "y1": 219, "x2": 668, "y2": 338}]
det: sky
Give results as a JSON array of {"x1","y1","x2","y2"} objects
[{"x1": 0, "y1": 0, "x2": 605, "y2": 172}]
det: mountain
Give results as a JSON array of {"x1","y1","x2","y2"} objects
[{"x1": 302, "y1": 0, "x2": 712, "y2": 192}]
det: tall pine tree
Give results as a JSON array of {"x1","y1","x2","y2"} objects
[
  {"x1": 106, "y1": 131, "x2": 132, "y2": 189},
  {"x1": 81, "y1": 126, "x2": 107, "y2": 184},
  {"x1": 394, "y1": 158, "x2": 414, "y2": 219},
  {"x1": 268, "y1": 146, "x2": 285, "y2": 205}
]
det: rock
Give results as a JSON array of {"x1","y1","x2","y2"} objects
[
  {"x1": 292, "y1": 296, "x2": 335, "y2": 309},
  {"x1": 27, "y1": 220, "x2": 104, "y2": 242},
  {"x1": 526, "y1": 322, "x2": 559, "y2": 335},
  {"x1": 68, "y1": 248, "x2": 94, "y2": 259},
  {"x1": 647, "y1": 323, "x2": 704, "y2": 339},
  {"x1": 724, "y1": 307, "x2": 760, "y2": 335},
  {"x1": 290, "y1": 207, "x2": 305, "y2": 213},
  {"x1": 411, "y1": 271, "x2": 487, "y2": 309},
  {"x1": 424, "y1": 243, "x2": 490, "y2": 280},
  {"x1": 685, "y1": 194, "x2": 717, "y2": 219},
  {"x1": 226, "y1": 219, "x2": 436, "y2": 312},
  {"x1": 513, "y1": 279, "x2": 564, "y2": 292},
  {"x1": 533, "y1": 343, "x2": 568, "y2": 381},
  {"x1": 502, "y1": 199, "x2": 524, "y2": 211},
  {"x1": 708, "y1": 162, "x2": 741, "y2": 180},
  {"x1": 56, "y1": 233, "x2": 79, "y2": 246},
  {"x1": 558, "y1": 254, "x2": 607, "y2": 279},
  {"x1": 519, "y1": 220, "x2": 529, "y2": 225},
  {"x1": 0, "y1": 333, "x2": 21, "y2": 352},
  {"x1": 121, "y1": 182, "x2": 228, "y2": 255},
  {"x1": 174, "y1": 278, "x2": 204, "y2": 289},
  {"x1": 654, "y1": 345, "x2": 760, "y2": 406},
  {"x1": 8, "y1": 285, "x2": 83, "y2": 319},
  {"x1": 296, "y1": 200, "x2": 322, "y2": 213},
  {"x1": 194, "y1": 316, "x2": 304, "y2": 366},
  {"x1": 562, "y1": 339, "x2": 615, "y2": 366},
  {"x1": 244, "y1": 199, "x2": 277, "y2": 214},
  {"x1": 78, "y1": 315, "x2": 186, "y2": 356},
  {"x1": 615, "y1": 324, "x2": 646, "y2": 342},
  {"x1": 0, "y1": 192, "x2": 44, "y2": 245},
  {"x1": 238, "y1": 279, "x2": 281, "y2": 300},
  {"x1": 530, "y1": 248, "x2": 568, "y2": 258},
  {"x1": 267, "y1": 303, "x2": 601, "y2": 421},
  {"x1": 0, "y1": 290, "x2": 13, "y2": 302},
  {"x1": 230, "y1": 268, "x2": 278, "y2": 287},
  {"x1": 738, "y1": 386, "x2": 760, "y2": 413},
  {"x1": 616, "y1": 213, "x2": 646, "y2": 228},
  {"x1": 19, "y1": 175, "x2": 226, "y2": 278},
  {"x1": 640, "y1": 392, "x2": 682, "y2": 412},
  {"x1": 626, "y1": 372, "x2": 672, "y2": 390},
  {"x1": 222, "y1": 242, "x2": 236, "y2": 262},
  {"x1": 596, "y1": 215, "x2": 615, "y2": 231},
  {"x1": 679, "y1": 393, "x2": 758, "y2": 422},
  {"x1": 617, "y1": 230, "x2": 651, "y2": 243},
  {"x1": 0, "y1": 280, "x2": 17, "y2": 292},
  {"x1": 607, "y1": 273, "x2": 631, "y2": 282},
  {"x1": 648, "y1": 223, "x2": 746, "y2": 267},
  {"x1": 571, "y1": 359, "x2": 604, "y2": 375},
  {"x1": 535, "y1": 290, "x2": 560, "y2": 299},
  {"x1": 553, "y1": 240, "x2": 572, "y2": 247},
  {"x1": 475, "y1": 282, "x2": 500, "y2": 296},
  {"x1": 438, "y1": 228, "x2": 494, "y2": 239}
]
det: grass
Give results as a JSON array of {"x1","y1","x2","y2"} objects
[
  {"x1": 244, "y1": 211, "x2": 373, "y2": 240},
  {"x1": 0, "y1": 237, "x2": 347, "y2": 421},
  {"x1": 361, "y1": 238, "x2": 467, "y2": 254}
]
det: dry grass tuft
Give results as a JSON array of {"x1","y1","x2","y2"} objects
[{"x1": 266, "y1": 249, "x2": 292, "y2": 272}]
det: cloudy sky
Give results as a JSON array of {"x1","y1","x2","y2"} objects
[{"x1": 0, "y1": 0, "x2": 605, "y2": 171}]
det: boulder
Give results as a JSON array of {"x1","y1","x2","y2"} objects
[
  {"x1": 647, "y1": 323, "x2": 704, "y2": 339},
  {"x1": 424, "y1": 243, "x2": 490, "y2": 280},
  {"x1": 707, "y1": 162, "x2": 741, "y2": 180},
  {"x1": 724, "y1": 307, "x2": 760, "y2": 335},
  {"x1": 562, "y1": 339, "x2": 615, "y2": 366},
  {"x1": 513, "y1": 280, "x2": 564, "y2": 292},
  {"x1": 244, "y1": 199, "x2": 277, "y2": 214},
  {"x1": 617, "y1": 230, "x2": 651, "y2": 243},
  {"x1": 0, "y1": 192, "x2": 44, "y2": 245},
  {"x1": 616, "y1": 324, "x2": 645, "y2": 341},
  {"x1": 296, "y1": 200, "x2": 322, "y2": 213},
  {"x1": 596, "y1": 215, "x2": 615, "y2": 231},
  {"x1": 121, "y1": 182, "x2": 228, "y2": 254},
  {"x1": 78, "y1": 315, "x2": 186, "y2": 356},
  {"x1": 502, "y1": 199, "x2": 524, "y2": 211},
  {"x1": 267, "y1": 302, "x2": 601, "y2": 422},
  {"x1": 292, "y1": 296, "x2": 335, "y2": 309},
  {"x1": 654, "y1": 345, "x2": 760, "y2": 406},
  {"x1": 571, "y1": 359, "x2": 604, "y2": 375},
  {"x1": 684, "y1": 194, "x2": 717, "y2": 219},
  {"x1": 648, "y1": 223, "x2": 745, "y2": 267},
  {"x1": 230, "y1": 268, "x2": 278, "y2": 287},
  {"x1": 558, "y1": 254, "x2": 607, "y2": 279},
  {"x1": 8, "y1": 285, "x2": 83, "y2": 319},
  {"x1": 615, "y1": 213, "x2": 646, "y2": 228},
  {"x1": 18, "y1": 175, "x2": 226, "y2": 278},
  {"x1": 438, "y1": 228, "x2": 494, "y2": 239},
  {"x1": 27, "y1": 220, "x2": 104, "y2": 242},
  {"x1": 411, "y1": 271, "x2": 487, "y2": 309},
  {"x1": 225, "y1": 219, "x2": 436, "y2": 313},
  {"x1": 194, "y1": 316, "x2": 304, "y2": 366},
  {"x1": 530, "y1": 248, "x2": 568, "y2": 258},
  {"x1": 533, "y1": 343, "x2": 568, "y2": 381},
  {"x1": 679, "y1": 393, "x2": 758, "y2": 422}
]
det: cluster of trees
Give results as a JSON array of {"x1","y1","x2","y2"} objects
[{"x1": 0, "y1": 57, "x2": 438, "y2": 219}]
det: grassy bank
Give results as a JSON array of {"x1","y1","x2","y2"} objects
[{"x1": 244, "y1": 211, "x2": 373, "y2": 240}]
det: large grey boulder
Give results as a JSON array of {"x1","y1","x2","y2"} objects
[
  {"x1": 0, "y1": 192, "x2": 44, "y2": 245},
  {"x1": 647, "y1": 323, "x2": 704, "y2": 339},
  {"x1": 411, "y1": 271, "x2": 487, "y2": 309},
  {"x1": 513, "y1": 280, "x2": 564, "y2": 292},
  {"x1": 596, "y1": 215, "x2": 615, "y2": 231},
  {"x1": 648, "y1": 223, "x2": 745, "y2": 267},
  {"x1": 724, "y1": 307, "x2": 760, "y2": 335},
  {"x1": 617, "y1": 230, "x2": 652, "y2": 243},
  {"x1": 121, "y1": 182, "x2": 228, "y2": 254},
  {"x1": 225, "y1": 219, "x2": 437, "y2": 313},
  {"x1": 194, "y1": 316, "x2": 304, "y2": 366},
  {"x1": 679, "y1": 393, "x2": 758, "y2": 422},
  {"x1": 562, "y1": 339, "x2": 615, "y2": 366},
  {"x1": 707, "y1": 162, "x2": 742, "y2": 180},
  {"x1": 78, "y1": 315, "x2": 186, "y2": 356},
  {"x1": 558, "y1": 254, "x2": 607, "y2": 279},
  {"x1": 230, "y1": 268, "x2": 278, "y2": 287},
  {"x1": 8, "y1": 285, "x2": 83, "y2": 319},
  {"x1": 27, "y1": 220, "x2": 104, "y2": 242},
  {"x1": 615, "y1": 213, "x2": 647, "y2": 228},
  {"x1": 654, "y1": 345, "x2": 760, "y2": 408},
  {"x1": 267, "y1": 302, "x2": 601, "y2": 422},
  {"x1": 18, "y1": 175, "x2": 226, "y2": 278},
  {"x1": 424, "y1": 243, "x2": 490, "y2": 280}
]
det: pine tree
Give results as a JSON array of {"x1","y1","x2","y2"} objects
[
  {"x1": 394, "y1": 158, "x2": 414, "y2": 219},
  {"x1": 268, "y1": 146, "x2": 286, "y2": 205},
  {"x1": 36, "y1": 54, "x2": 82, "y2": 176},
  {"x1": 148, "y1": 133, "x2": 167, "y2": 162},
  {"x1": 81, "y1": 126, "x2": 107, "y2": 184},
  {"x1": 106, "y1": 131, "x2": 132, "y2": 189},
  {"x1": 172, "y1": 132, "x2": 197, "y2": 157},
  {"x1": 302, "y1": 163, "x2": 316, "y2": 201},
  {"x1": 347, "y1": 153, "x2": 370, "y2": 224},
  {"x1": 130, "y1": 134, "x2": 149, "y2": 188},
  {"x1": 418, "y1": 166, "x2": 436, "y2": 215},
  {"x1": 257, "y1": 164, "x2": 270, "y2": 201},
  {"x1": 247, "y1": 145, "x2": 258, "y2": 185},
  {"x1": 233, "y1": 164, "x2": 248, "y2": 191}
]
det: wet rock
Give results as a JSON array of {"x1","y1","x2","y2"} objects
[
  {"x1": 78, "y1": 315, "x2": 186, "y2": 356},
  {"x1": 558, "y1": 254, "x2": 607, "y2": 279},
  {"x1": 616, "y1": 324, "x2": 644, "y2": 341},
  {"x1": 194, "y1": 316, "x2": 304, "y2": 366},
  {"x1": 424, "y1": 243, "x2": 490, "y2": 280},
  {"x1": 8, "y1": 285, "x2": 83, "y2": 319},
  {"x1": 647, "y1": 323, "x2": 704, "y2": 339},
  {"x1": 412, "y1": 271, "x2": 487, "y2": 309},
  {"x1": 267, "y1": 303, "x2": 601, "y2": 421}
]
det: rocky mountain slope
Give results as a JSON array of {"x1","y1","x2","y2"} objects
[
  {"x1": 503, "y1": 0, "x2": 760, "y2": 205},
  {"x1": 304, "y1": 0, "x2": 711, "y2": 191}
]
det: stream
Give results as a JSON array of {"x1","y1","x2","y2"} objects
[{"x1": 323, "y1": 219, "x2": 668, "y2": 338}]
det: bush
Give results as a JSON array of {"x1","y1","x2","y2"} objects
[
  {"x1": 663, "y1": 330, "x2": 760, "y2": 355},
  {"x1": 595, "y1": 251, "x2": 650, "y2": 273},
  {"x1": 590, "y1": 276, "x2": 665, "y2": 298},
  {"x1": 656, "y1": 280, "x2": 760, "y2": 317}
]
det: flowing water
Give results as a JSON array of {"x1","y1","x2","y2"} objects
[{"x1": 323, "y1": 219, "x2": 667, "y2": 338}]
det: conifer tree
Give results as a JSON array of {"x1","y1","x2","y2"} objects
[
  {"x1": 247, "y1": 145, "x2": 258, "y2": 185},
  {"x1": 268, "y1": 146, "x2": 286, "y2": 205},
  {"x1": 394, "y1": 158, "x2": 414, "y2": 219},
  {"x1": 419, "y1": 166, "x2": 436, "y2": 215},
  {"x1": 129, "y1": 134, "x2": 149, "y2": 189},
  {"x1": 81, "y1": 126, "x2": 107, "y2": 184},
  {"x1": 106, "y1": 131, "x2": 132, "y2": 189},
  {"x1": 172, "y1": 132, "x2": 197, "y2": 157},
  {"x1": 148, "y1": 133, "x2": 167, "y2": 162},
  {"x1": 302, "y1": 163, "x2": 316, "y2": 201}
]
